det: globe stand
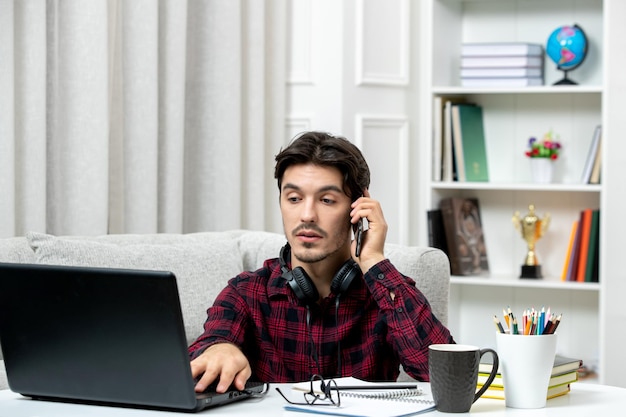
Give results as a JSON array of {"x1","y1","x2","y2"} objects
[{"x1": 553, "y1": 69, "x2": 577, "y2": 86}]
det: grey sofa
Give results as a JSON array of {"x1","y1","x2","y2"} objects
[{"x1": 0, "y1": 230, "x2": 450, "y2": 390}]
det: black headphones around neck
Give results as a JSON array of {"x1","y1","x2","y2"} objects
[{"x1": 279, "y1": 243, "x2": 360, "y2": 305}]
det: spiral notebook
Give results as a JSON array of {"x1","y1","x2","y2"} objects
[{"x1": 286, "y1": 377, "x2": 435, "y2": 417}]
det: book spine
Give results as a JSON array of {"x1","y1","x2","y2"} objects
[
  {"x1": 457, "y1": 104, "x2": 489, "y2": 182},
  {"x1": 576, "y1": 209, "x2": 593, "y2": 282},
  {"x1": 427, "y1": 209, "x2": 448, "y2": 254},
  {"x1": 440, "y1": 97, "x2": 466, "y2": 182},
  {"x1": 451, "y1": 105, "x2": 466, "y2": 182},
  {"x1": 461, "y1": 43, "x2": 543, "y2": 57},
  {"x1": 584, "y1": 209, "x2": 600, "y2": 282},
  {"x1": 580, "y1": 125, "x2": 602, "y2": 183},
  {"x1": 432, "y1": 96, "x2": 443, "y2": 182},
  {"x1": 477, "y1": 385, "x2": 571, "y2": 401},
  {"x1": 460, "y1": 67, "x2": 543, "y2": 78},
  {"x1": 589, "y1": 135, "x2": 603, "y2": 184},
  {"x1": 476, "y1": 371, "x2": 577, "y2": 389},
  {"x1": 439, "y1": 198, "x2": 463, "y2": 276},
  {"x1": 591, "y1": 221, "x2": 600, "y2": 283},
  {"x1": 461, "y1": 77, "x2": 543, "y2": 87},
  {"x1": 567, "y1": 216, "x2": 583, "y2": 281},
  {"x1": 461, "y1": 56, "x2": 543, "y2": 68},
  {"x1": 442, "y1": 101, "x2": 454, "y2": 182},
  {"x1": 561, "y1": 221, "x2": 578, "y2": 281}
]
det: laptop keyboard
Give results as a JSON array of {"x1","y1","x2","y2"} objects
[{"x1": 195, "y1": 380, "x2": 268, "y2": 399}]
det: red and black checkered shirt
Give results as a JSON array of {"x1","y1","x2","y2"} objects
[{"x1": 188, "y1": 257, "x2": 453, "y2": 382}]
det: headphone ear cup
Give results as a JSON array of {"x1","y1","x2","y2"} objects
[
  {"x1": 280, "y1": 243, "x2": 318, "y2": 304},
  {"x1": 330, "y1": 260, "x2": 360, "y2": 296},
  {"x1": 289, "y1": 267, "x2": 319, "y2": 304}
]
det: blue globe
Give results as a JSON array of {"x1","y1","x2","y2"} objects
[{"x1": 546, "y1": 24, "x2": 588, "y2": 71}]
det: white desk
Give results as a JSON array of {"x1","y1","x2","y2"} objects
[{"x1": 0, "y1": 383, "x2": 624, "y2": 416}]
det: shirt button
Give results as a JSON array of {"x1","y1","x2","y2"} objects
[
  {"x1": 377, "y1": 273, "x2": 385, "y2": 280},
  {"x1": 396, "y1": 307, "x2": 404, "y2": 313}
]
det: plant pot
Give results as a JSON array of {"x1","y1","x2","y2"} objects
[{"x1": 530, "y1": 158, "x2": 554, "y2": 183}]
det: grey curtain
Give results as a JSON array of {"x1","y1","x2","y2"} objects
[{"x1": 0, "y1": 0, "x2": 287, "y2": 237}]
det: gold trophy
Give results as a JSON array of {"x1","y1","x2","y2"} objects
[{"x1": 512, "y1": 204, "x2": 550, "y2": 279}]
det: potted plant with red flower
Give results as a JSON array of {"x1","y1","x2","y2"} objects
[{"x1": 526, "y1": 130, "x2": 562, "y2": 182}]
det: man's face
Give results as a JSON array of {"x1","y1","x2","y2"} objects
[{"x1": 280, "y1": 163, "x2": 352, "y2": 265}]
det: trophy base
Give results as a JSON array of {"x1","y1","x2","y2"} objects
[{"x1": 520, "y1": 265, "x2": 542, "y2": 279}]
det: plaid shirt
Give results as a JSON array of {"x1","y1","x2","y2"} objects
[{"x1": 188, "y1": 257, "x2": 453, "y2": 382}]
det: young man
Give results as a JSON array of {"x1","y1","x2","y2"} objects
[{"x1": 189, "y1": 131, "x2": 454, "y2": 393}]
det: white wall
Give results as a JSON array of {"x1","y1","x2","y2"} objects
[{"x1": 286, "y1": 0, "x2": 423, "y2": 246}]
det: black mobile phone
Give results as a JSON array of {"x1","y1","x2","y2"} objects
[{"x1": 354, "y1": 217, "x2": 364, "y2": 257}]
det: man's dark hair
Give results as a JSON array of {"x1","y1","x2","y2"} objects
[{"x1": 274, "y1": 131, "x2": 371, "y2": 202}]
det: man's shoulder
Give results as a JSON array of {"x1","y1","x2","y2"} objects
[
  {"x1": 225, "y1": 257, "x2": 290, "y2": 301},
  {"x1": 230, "y1": 257, "x2": 283, "y2": 285}
]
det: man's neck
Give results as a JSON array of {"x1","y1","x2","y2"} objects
[{"x1": 294, "y1": 253, "x2": 351, "y2": 299}]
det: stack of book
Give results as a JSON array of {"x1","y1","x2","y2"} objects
[
  {"x1": 460, "y1": 42, "x2": 544, "y2": 87},
  {"x1": 477, "y1": 355, "x2": 583, "y2": 400},
  {"x1": 561, "y1": 208, "x2": 600, "y2": 283}
]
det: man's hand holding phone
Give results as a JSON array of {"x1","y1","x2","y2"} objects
[
  {"x1": 350, "y1": 189, "x2": 387, "y2": 271},
  {"x1": 354, "y1": 217, "x2": 364, "y2": 258}
]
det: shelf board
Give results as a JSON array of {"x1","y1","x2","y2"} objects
[
  {"x1": 450, "y1": 276, "x2": 600, "y2": 291},
  {"x1": 430, "y1": 181, "x2": 601, "y2": 192},
  {"x1": 432, "y1": 85, "x2": 603, "y2": 95}
]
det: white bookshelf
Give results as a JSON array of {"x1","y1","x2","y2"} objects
[
  {"x1": 431, "y1": 182, "x2": 602, "y2": 192},
  {"x1": 450, "y1": 276, "x2": 600, "y2": 291},
  {"x1": 420, "y1": 0, "x2": 626, "y2": 387}
]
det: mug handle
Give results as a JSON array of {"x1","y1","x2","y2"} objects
[{"x1": 473, "y1": 348, "x2": 499, "y2": 403}]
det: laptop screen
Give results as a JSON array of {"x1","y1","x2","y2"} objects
[{"x1": 0, "y1": 262, "x2": 265, "y2": 411}]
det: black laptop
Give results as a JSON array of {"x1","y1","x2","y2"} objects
[{"x1": 0, "y1": 262, "x2": 268, "y2": 412}]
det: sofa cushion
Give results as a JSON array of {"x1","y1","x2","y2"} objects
[
  {"x1": 26, "y1": 232, "x2": 243, "y2": 344},
  {"x1": 0, "y1": 360, "x2": 6, "y2": 390},
  {"x1": 0, "y1": 236, "x2": 37, "y2": 263},
  {"x1": 236, "y1": 230, "x2": 286, "y2": 272}
]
